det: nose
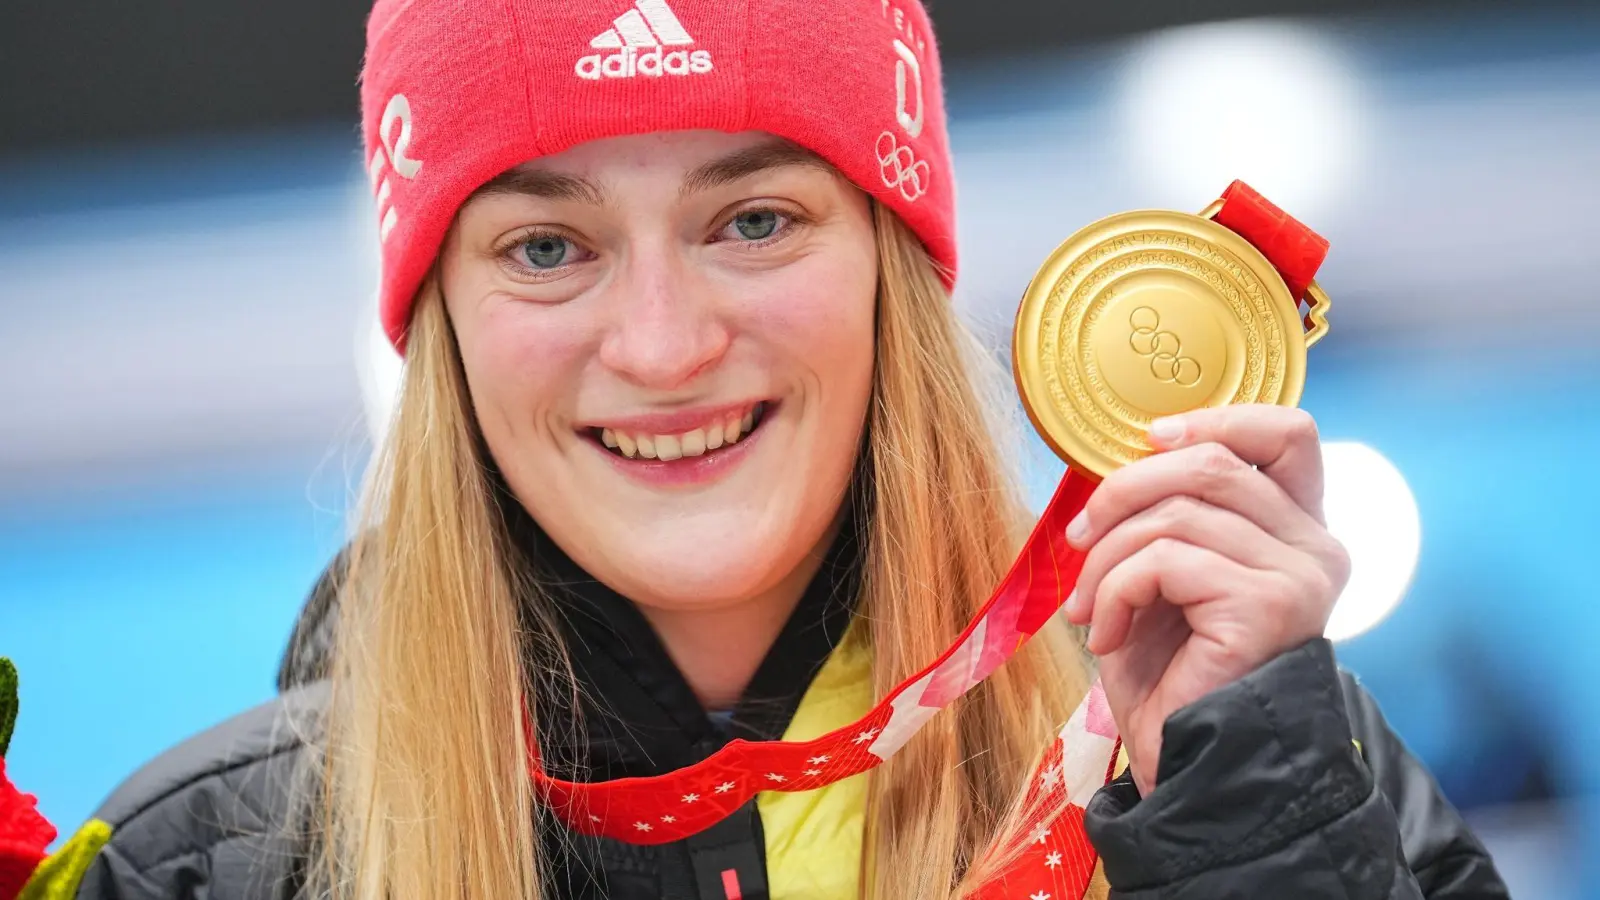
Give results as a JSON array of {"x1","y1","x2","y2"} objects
[{"x1": 598, "y1": 251, "x2": 731, "y2": 390}]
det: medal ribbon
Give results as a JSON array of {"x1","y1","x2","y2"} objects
[
  {"x1": 531, "y1": 472, "x2": 1100, "y2": 845},
  {"x1": 1212, "y1": 180, "x2": 1330, "y2": 303}
]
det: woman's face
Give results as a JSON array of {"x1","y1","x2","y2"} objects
[{"x1": 441, "y1": 131, "x2": 878, "y2": 615}]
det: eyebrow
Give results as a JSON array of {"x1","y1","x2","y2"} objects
[
  {"x1": 473, "y1": 139, "x2": 835, "y2": 207},
  {"x1": 677, "y1": 139, "x2": 835, "y2": 200},
  {"x1": 475, "y1": 168, "x2": 607, "y2": 205}
]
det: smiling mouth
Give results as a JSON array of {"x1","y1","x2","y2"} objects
[{"x1": 591, "y1": 402, "x2": 770, "y2": 461}]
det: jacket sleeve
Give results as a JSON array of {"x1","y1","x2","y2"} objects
[
  {"x1": 1083, "y1": 639, "x2": 1510, "y2": 899},
  {"x1": 1340, "y1": 668, "x2": 1508, "y2": 896},
  {"x1": 69, "y1": 686, "x2": 323, "y2": 900}
]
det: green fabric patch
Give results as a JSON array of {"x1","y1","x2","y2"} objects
[
  {"x1": 19, "y1": 819, "x2": 114, "y2": 900},
  {"x1": 0, "y1": 657, "x2": 17, "y2": 758}
]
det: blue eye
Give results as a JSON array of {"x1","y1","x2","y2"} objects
[
  {"x1": 519, "y1": 235, "x2": 574, "y2": 269},
  {"x1": 731, "y1": 210, "x2": 780, "y2": 241}
]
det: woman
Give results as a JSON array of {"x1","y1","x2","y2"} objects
[{"x1": 47, "y1": 1, "x2": 1507, "y2": 898}]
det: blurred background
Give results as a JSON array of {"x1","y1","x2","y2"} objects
[{"x1": 2, "y1": 0, "x2": 1596, "y2": 895}]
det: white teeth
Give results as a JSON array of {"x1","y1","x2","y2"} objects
[
  {"x1": 681, "y1": 428, "x2": 707, "y2": 457},
  {"x1": 601, "y1": 405, "x2": 765, "y2": 460}
]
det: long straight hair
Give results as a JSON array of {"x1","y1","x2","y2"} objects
[{"x1": 313, "y1": 201, "x2": 1093, "y2": 899}]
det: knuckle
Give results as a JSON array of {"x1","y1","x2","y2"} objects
[
  {"x1": 1208, "y1": 628, "x2": 1258, "y2": 667},
  {"x1": 1322, "y1": 537, "x2": 1354, "y2": 593},
  {"x1": 1146, "y1": 536, "x2": 1185, "y2": 568},
  {"x1": 1151, "y1": 495, "x2": 1204, "y2": 533},
  {"x1": 1309, "y1": 568, "x2": 1339, "y2": 608},
  {"x1": 1294, "y1": 568, "x2": 1340, "y2": 629},
  {"x1": 1094, "y1": 571, "x2": 1124, "y2": 607},
  {"x1": 1191, "y1": 442, "x2": 1243, "y2": 483},
  {"x1": 1283, "y1": 408, "x2": 1320, "y2": 445}
]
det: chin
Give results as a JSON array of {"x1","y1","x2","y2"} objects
[{"x1": 617, "y1": 537, "x2": 795, "y2": 612}]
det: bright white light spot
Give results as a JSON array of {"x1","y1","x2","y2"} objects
[
  {"x1": 1115, "y1": 20, "x2": 1368, "y2": 221},
  {"x1": 1321, "y1": 441, "x2": 1421, "y2": 642},
  {"x1": 357, "y1": 294, "x2": 403, "y2": 446}
]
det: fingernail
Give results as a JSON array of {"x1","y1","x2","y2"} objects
[
  {"x1": 1085, "y1": 623, "x2": 1098, "y2": 653},
  {"x1": 1065, "y1": 589, "x2": 1083, "y2": 619},
  {"x1": 1066, "y1": 510, "x2": 1090, "y2": 545},
  {"x1": 1149, "y1": 416, "x2": 1186, "y2": 445}
]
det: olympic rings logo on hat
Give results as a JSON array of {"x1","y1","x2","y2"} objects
[{"x1": 877, "y1": 131, "x2": 930, "y2": 202}]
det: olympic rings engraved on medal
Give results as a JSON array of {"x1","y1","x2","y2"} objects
[
  {"x1": 1128, "y1": 306, "x2": 1203, "y2": 387},
  {"x1": 1035, "y1": 226, "x2": 1286, "y2": 473},
  {"x1": 876, "y1": 131, "x2": 930, "y2": 202}
]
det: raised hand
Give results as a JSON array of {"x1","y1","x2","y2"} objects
[{"x1": 1063, "y1": 405, "x2": 1351, "y2": 795}]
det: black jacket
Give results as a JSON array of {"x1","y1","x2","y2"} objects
[{"x1": 69, "y1": 526, "x2": 1509, "y2": 899}]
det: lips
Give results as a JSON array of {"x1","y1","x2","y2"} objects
[{"x1": 589, "y1": 401, "x2": 770, "y2": 461}]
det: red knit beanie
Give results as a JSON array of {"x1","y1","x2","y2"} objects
[{"x1": 359, "y1": 0, "x2": 956, "y2": 352}]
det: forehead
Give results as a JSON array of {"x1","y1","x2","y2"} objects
[{"x1": 471, "y1": 130, "x2": 837, "y2": 206}]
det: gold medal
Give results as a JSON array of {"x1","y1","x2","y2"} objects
[{"x1": 1013, "y1": 193, "x2": 1331, "y2": 480}]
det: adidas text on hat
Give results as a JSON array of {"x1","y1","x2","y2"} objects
[{"x1": 577, "y1": 0, "x2": 714, "y2": 80}]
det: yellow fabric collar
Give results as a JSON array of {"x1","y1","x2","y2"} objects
[{"x1": 756, "y1": 634, "x2": 1121, "y2": 900}]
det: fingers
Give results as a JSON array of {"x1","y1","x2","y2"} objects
[
  {"x1": 1068, "y1": 496, "x2": 1283, "y2": 628},
  {"x1": 1150, "y1": 405, "x2": 1327, "y2": 523},
  {"x1": 1083, "y1": 539, "x2": 1252, "y2": 655},
  {"x1": 1061, "y1": 405, "x2": 1347, "y2": 657},
  {"x1": 1068, "y1": 439, "x2": 1323, "y2": 554}
]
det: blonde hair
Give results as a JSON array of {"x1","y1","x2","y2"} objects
[{"x1": 314, "y1": 201, "x2": 1093, "y2": 899}]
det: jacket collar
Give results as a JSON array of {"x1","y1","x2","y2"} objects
[{"x1": 507, "y1": 497, "x2": 863, "y2": 781}]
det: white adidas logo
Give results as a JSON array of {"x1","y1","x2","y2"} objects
[{"x1": 576, "y1": 0, "x2": 714, "y2": 81}]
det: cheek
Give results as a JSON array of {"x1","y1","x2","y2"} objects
[
  {"x1": 767, "y1": 304, "x2": 873, "y2": 381},
  {"x1": 457, "y1": 304, "x2": 594, "y2": 440},
  {"x1": 750, "y1": 266, "x2": 878, "y2": 398}
]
